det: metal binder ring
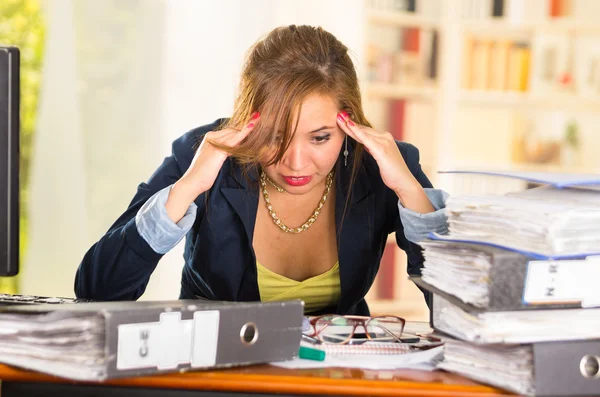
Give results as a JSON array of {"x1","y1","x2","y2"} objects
[
  {"x1": 240, "y1": 322, "x2": 259, "y2": 346},
  {"x1": 579, "y1": 354, "x2": 600, "y2": 379}
]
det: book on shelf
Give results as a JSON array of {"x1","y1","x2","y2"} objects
[
  {"x1": 491, "y1": 0, "x2": 504, "y2": 17},
  {"x1": 508, "y1": 42, "x2": 530, "y2": 91},
  {"x1": 463, "y1": 37, "x2": 530, "y2": 92},
  {"x1": 530, "y1": 33, "x2": 571, "y2": 94},
  {"x1": 366, "y1": 21, "x2": 438, "y2": 87},
  {"x1": 489, "y1": 39, "x2": 511, "y2": 91},
  {"x1": 394, "y1": 27, "x2": 421, "y2": 86},
  {"x1": 470, "y1": 39, "x2": 492, "y2": 90},
  {"x1": 549, "y1": 0, "x2": 574, "y2": 18},
  {"x1": 460, "y1": 0, "x2": 493, "y2": 20},
  {"x1": 388, "y1": 99, "x2": 406, "y2": 140}
]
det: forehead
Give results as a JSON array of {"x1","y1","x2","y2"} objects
[{"x1": 295, "y1": 93, "x2": 338, "y2": 125}]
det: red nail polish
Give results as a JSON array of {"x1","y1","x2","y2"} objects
[
  {"x1": 251, "y1": 112, "x2": 260, "y2": 120},
  {"x1": 341, "y1": 111, "x2": 349, "y2": 119},
  {"x1": 247, "y1": 122, "x2": 255, "y2": 129},
  {"x1": 337, "y1": 114, "x2": 345, "y2": 122},
  {"x1": 348, "y1": 120, "x2": 355, "y2": 126}
]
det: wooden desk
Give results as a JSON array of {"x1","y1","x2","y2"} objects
[{"x1": 0, "y1": 363, "x2": 516, "y2": 397}]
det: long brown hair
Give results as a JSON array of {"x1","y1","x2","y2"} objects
[{"x1": 210, "y1": 25, "x2": 370, "y2": 202}]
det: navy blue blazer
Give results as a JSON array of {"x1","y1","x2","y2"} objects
[{"x1": 74, "y1": 119, "x2": 433, "y2": 315}]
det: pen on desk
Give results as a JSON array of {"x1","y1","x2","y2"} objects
[
  {"x1": 301, "y1": 334, "x2": 322, "y2": 345},
  {"x1": 298, "y1": 345, "x2": 326, "y2": 361}
]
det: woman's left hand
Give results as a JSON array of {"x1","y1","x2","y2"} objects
[{"x1": 336, "y1": 111, "x2": 434, "y2": 213}]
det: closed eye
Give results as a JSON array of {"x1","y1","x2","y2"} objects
[{"x1": 311, "y1": 134, "x2": 331, "y2": 144}]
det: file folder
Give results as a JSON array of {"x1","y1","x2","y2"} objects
[
  {"x1": 0, "y1": 299, "x2": 304, "y2": 380},
  {"x1": 533, "y1": 339, "x2": 600, "y2": 396},
  {"x1": 440, "y1": 337, "x2": 600, "y2": 396},
  {"x1": 415, "y1": 241, "x2": 600, "y2": 311},
  {"x1": 423, "y1": 288, "x2": 600, "y2": 344},
  {"x1": 439, "y1": 169, "x2": 600, "y2": 189}
]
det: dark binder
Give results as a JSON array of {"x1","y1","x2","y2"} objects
[
  {"x1": 440, "y1": 337, "x2": 600, "y2": 396},
  {"x1": 534, "y1": 340, "x2": 600, "y2": 396},
  {"x1": 421, "y1": 286, "x2": 600, "y2": 345},
  {"x1": 416, "y1": 241, "x2": 596, "y2": 311},
  {"x1": 0, "y1": 299, "x2": 303, "y2": 380}
]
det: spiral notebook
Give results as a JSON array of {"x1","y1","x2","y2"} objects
[
  {"x1": 309, "y1": 341, "x2": 413, "y2": 355},
  {"x1": 272, "y1": 342, "x2": 444, "y2": 370}
]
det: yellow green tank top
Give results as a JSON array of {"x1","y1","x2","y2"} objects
[{"x1": 256, "y1": 261, "x2": 341, "y2": 314}]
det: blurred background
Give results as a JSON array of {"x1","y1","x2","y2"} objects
[{"x1": 1, "y1": 0, "x2": 598, "y2": 321}]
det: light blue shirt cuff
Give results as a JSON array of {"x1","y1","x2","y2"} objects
[
  {"x1": 135, "y1": 185, "x2": 197, "y2": 254},
  {"x1": 398, "y1": 188, "x2": 449, "y2": 244}
]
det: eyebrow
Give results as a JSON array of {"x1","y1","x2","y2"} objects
[{"x1": 308, "y1": 126, "x2": 334, "y2": 133}]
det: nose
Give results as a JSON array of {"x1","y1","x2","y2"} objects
[{"x1": 281, "y1": 141, "x2": 308, "y2": 172}]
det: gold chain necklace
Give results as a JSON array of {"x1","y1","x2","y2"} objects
[
  {"x1": 264, "y1": 174, "x2": 285, "y2": 193},
  {"x1": 259, "y1": 171, "x2": 334, "y2": 234}
]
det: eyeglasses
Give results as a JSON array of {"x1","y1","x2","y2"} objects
[{"x1": 306, "y1": 315, "x2": 406, "y2": 345}]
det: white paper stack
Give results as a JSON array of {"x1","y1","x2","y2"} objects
[
  {"x1": 439, "y1": 339, "x2": 535, "y2": 396},
  {"x1": 0, "y1": 300, "x2": 304, "y2": 380},
  {"x1": 420, "y1": 241, "x2": 493, "y2": 308},
  {"x1": 422, "y1": 171, "x2": 600, "y2": 396},
  {"x1": 432, "y1": 295, "x2": 600, "y2": 344},
  {"x1": 0, "y1": 311, "x2": 107, "y2": 380},
  {"x1": 419, "y1": 240, "x2": 600, "y2": 312},
  {"x1": 444, "y1": 185, "x2": 600, "y2": 258}
]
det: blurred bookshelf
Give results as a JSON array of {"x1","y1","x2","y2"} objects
[
  {"x1": 361, "y1": 0, "x2": 600, "y2": 320},
  {"x1": 364, "y1": 82, "x2": 437, "y2": 101},
  {"x1": 461, "y1": 18, "x2": 600, "y2": 35},
  {"x1": 366, "y1": 8, "x2": 439, "y2": 29},
  {"x1": 459, "y1": 91, "x2": 600, "y2": 110}
]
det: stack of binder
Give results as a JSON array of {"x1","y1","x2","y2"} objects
[
  {"x1": 0, "y1": 299, "x2": 304, "y2": 380},
  {"x1": 413, "y1": 170, "x2": 600, "y2": 397}
]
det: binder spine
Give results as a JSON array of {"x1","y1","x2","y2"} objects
[
  {"x1": 534, "y1": 340, "x2": 600, "y2": 396},
  {"x1": 104, "y1": 302, "x2": 303, "y2": 379}
]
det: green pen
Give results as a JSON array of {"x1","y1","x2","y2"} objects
[{"x1": 298, "y1": 345, "x2": 326, "y2": 361}]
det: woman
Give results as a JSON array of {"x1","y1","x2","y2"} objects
[{"x1": 74, "y1": 25, "x2": 447, "y2": 315}]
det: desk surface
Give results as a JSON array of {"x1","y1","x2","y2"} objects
[{"x1": 0, "y1": 363, "x2": 516, "y2": 397}]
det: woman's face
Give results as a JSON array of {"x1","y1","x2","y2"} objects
[{"x1": 262, "y1": 93, "x2": 345, "y2": 196}]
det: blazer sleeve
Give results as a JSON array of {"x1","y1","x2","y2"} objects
[
  {"x1": 390, "y1": 142, "x2": 435, "y2": 308},
  {"x1": 74, "y1": 123, "x2": 216, "y2": 301}
]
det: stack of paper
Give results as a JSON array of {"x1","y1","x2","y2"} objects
[
  {"x1": 418, "y1": 171, "x2": 600, "y2": 396},
  {"x1": 443, "y1": 185, "x2": 600, "y2": 258},
  {"x1": 0, "y1": 311, "x2": 106, "y2": 380},
  {"x1": 419, "y1": 240, "x2": 600, "y2": 311},
  {"x1": 420, "y1": 241, "x2": 493, "y2": 308},
  {"x1": 439, "y1": 339, "x2": 535, "y2": 396},
  {"x1": 0, "y1": 300, "x2": 303, "y2": 380},
  {"x1": 432, "y1": 295, "x2": 600, "y2": 344}
]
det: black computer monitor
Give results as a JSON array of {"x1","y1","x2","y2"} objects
[{"x1": 0, "y1": 46, "x2": 20, "y2": 277}]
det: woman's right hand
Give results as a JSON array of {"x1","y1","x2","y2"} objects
[{"x1": 166, "y1": 113, "x2": 259, "y2": 223}]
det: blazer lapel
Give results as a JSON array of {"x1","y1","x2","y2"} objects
[
  {"x1": 334, "y1": 153, "x2": 375, "y2": 314},
  {"x1": 220, "y1": 165, "x2": 260, "y2": 301},
  {"x1": 221, "y1": 187, "x2": 258, "y2": 245},
  {"x1": 220, "y1": 165, "x2": 260, "y2": 243}
]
